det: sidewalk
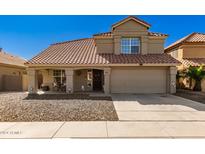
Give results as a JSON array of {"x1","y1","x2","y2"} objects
[{"x1": 1, "y1": 121, "x2": 205, "y2": 138}]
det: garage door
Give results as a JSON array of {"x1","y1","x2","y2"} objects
[
  {"x1": 111, "y1": 67, "x2": 167, "y2": 93},
  {"x1": 2, "y1": 75, "x2": 22, "y2": 91}
]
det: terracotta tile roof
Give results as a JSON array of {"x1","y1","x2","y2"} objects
[
  {"x1": 93, "y1": 32, "x2": 113, "y2": 37},
  {"x1": 93, "y1": 31, "x2": 167, "y2": 37},
  {"x1": 165, "y1": 32, "x2": 205, "y2": 52},
  {"x1": 148, "y1": 32, "x2": 168, "y2": 37},
  {"x1": 0, "y1": 50, "x2": 26, "y2": 67},
  {"x1": 27, "y1": 38, "x2": 179, "y2": 65},
  {"x1": 181, "y1": 58, "x2": 205, "y2": 67}
]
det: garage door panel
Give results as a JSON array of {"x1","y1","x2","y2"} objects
[{"x1": 111, "y1": 67, "x2": 167, "y2": 93}]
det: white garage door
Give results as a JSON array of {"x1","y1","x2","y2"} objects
[{"x1": 111, "y1": 67, "x2": 167, "y2": 93}]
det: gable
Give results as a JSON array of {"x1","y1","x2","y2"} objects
[
  {"x1": 113, "y1": 19, "x2": 148, "y2": 32},
  {"x1": 165, "y1": 32, "x2": 205, "y2": 53}
]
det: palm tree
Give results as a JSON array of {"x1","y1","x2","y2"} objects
[{"x1": 186, "y1": 66, "x2": 205, "y2": 91}]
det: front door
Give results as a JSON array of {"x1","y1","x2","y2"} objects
[{"x1": 93, "y1": 69, "x2": 103, "y2": 91}]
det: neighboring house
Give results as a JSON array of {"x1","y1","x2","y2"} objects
[
  {"x1": 25, "y1": 16, "x2": 179, "y2": 94},
  {"x1": 164, "y1": 32, "x2": 205, "y2": 91},
  {"x1": 0, "y1": 48, "x2": 28, "y2": 91}
]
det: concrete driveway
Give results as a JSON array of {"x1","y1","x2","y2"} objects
[
  {"x1": 109, "y1": 94, "x2": 205, "y2": 138},
  {"x1": 112, "y1": 94, "x2": 205, "y2": 121},
  {"x1": 1, "y1": 94, "x2": 205, "y2": 138}
]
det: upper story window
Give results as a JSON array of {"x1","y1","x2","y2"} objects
[{"x1": 121, "y1": 37, "x2": 140, "y2": 54}]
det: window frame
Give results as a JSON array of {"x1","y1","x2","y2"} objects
[
  {"x1": 120, "y1": 37, "x2": 141, "y2": 54},
  {"x1": 53, "y1": 70, "x2": 65, "y2": 84}
]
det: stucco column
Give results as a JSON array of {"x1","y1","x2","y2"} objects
[
  {"x1": 27, "y1": 68, "x2": 37, "y2": 93},
  {"x1": 141, "y1": 36, "x2": 148, "y2": 55},
  {"x1": 65, "y1": 68, "x2": 74, "y2": 93},
  {"x1": 114, "y1": 36, "x2": 121, "y2": 55},
  {"x1": 169, "y1": 66, "x2": 177, "y2": 94},
  {"x1": 104, "y1": 68, "x2": 111, "y2": 94}
]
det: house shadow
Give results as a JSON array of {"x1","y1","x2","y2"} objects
[
  {"x1": 23, "y1": 93, "x2": 112, "y2": 101},
  {"x1": 112, "y1": 93, "x2": 205, "y2": 111}
]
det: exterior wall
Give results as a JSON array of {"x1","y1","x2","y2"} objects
[
  {"x1": 182, "y1": 46, "x2": 205, "y2": 58},
  {"x1": 168, "y1": 48, "x2": 184, "y2": 70},
  {"x1": 95, "y1": 20, "x2": 166, "y2": 55},
  {"x1": 178, "y1": 77, "x2": 205, "y2": 92},
  {"x1": 95, "y1": 38, "x2": 114, "y2": 54},
  {"x1": 73, "y1": 69, "x2": 92, "y2": 92},
  {"x1": 113, "y1": 20, "x2": 148, "y2": 55},
  {"x1": 27, "y1": 69, "x2": 37, "y2": 93},
  {"x1": 0, "y1": 65, "x2": 26, "y2": 91},
  {"x1": 168, "y1": 48, "x2": 183, "y2": 60},
  {"x1": 168, "y1": 46, "x2": 205, "y2": 59},
  {"x1": 113, "y1": 20, "x2": 148, "y2": 32},
  {"x1": 169, "y1": 49, "x2": 179, "y2": 59},
  {"x1": 168, "y1": 66, "x2": 177, "y2": 93},
  {"x1": 202, "y1": 79, "x2": 205, "y2": 92},
  {"x1": 147, "y1": 38, "x2": 165, "y2": 54},
  {"x1": 22, "y1": 74, "x2": 28, "y2": 91},
  {"x1": 27, "y1": 66, "x2": 176, "y2": 94},
  {"x1": 110, "y1": 66, "x2": 168, "y2": 93},
  {"x1": 40, "y1": 70, "x2": 53, "y2": 90}
]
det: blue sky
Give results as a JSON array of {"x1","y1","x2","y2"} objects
[{"x1": 0, "y1": 15, "x2": 205, "y2": 60}]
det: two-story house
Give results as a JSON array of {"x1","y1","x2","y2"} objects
[
  {"x1": 165, "y1": 32, "x2": 205, "y2": 91},
  {"x1": 26, "y1": 16, "x2": 179, "y2": 94}
]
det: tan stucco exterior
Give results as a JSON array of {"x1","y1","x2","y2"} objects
[
  {"x1": 148, "y1": 38, "x2": 165, "y2": 54},
  {"x1": 95, "y1": 38, "x2": 114, "y2": 54},
  {"x1": 182, "y1": 45, "x2": 205, "y2": 58},
  {"x1": 27, "y1": 17, "x2": 177, "y2": 94},
  {"x1": 94, "y1": 19, "x2": 167, "y2": 55},
  {"x1": 74, "y1": 69, "x2": 92, "y2": 92},
  {"x1": 168, "y1": 45, "x2": 205, "y2": 62},
  {"x1": 0, "y1": 64, "x2": 28, "y2": 91},
  {"x1": 27, "y1": 65, "x2": 176, "y2": 94},
  {"x1": 168, "y1": 44, "x2": 205, "y2": 91}
]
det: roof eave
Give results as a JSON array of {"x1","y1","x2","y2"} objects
[
  {"x1": 165, "y1": 41, "x2": 205, "y2": 53},
  {"x1": 149, "y1": 35, "x2": 168, "y2": 39},
  {"x1": 25, "y1": 63, "x2": 180, "y2": 68},
  {"x1": 0, "y1": 62, "x2": 27, "y2": 68}
]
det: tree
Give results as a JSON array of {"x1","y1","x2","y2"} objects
[{"x1": 186, "y1": 66, "x2": 205, "y2": 91}]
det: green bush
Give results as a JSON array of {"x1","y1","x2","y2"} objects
[{"x1": 186, "y1": 66, "x2": 205, "y2": 91}]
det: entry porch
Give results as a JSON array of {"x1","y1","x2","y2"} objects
[{"x1": 27, "y1": 67, "x2": 111, "y2": 94}]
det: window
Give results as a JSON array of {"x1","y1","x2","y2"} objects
[
  {"x1": 121, "y1": 37, "x2": 140, "y2": 54},
  {"x1": 53, "y1": 70, "x2": 66, "y2": 85}
]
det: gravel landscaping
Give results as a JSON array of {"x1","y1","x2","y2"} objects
[{"x1": 0, "y1": 92, "x2": 118, "y2": 121}]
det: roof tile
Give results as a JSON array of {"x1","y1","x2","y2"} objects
[
  {"x1": 181, "y1": 58, "x2": 205, "y2": 67},
  {"x1": 165, "y1": 32, "x2": 205, "y2": 52},
  {"x1": 93, "y1": 31, "x2": 167, "y2": 37},
  {"x1": 27, "y1": 38, "x2": 179, "y2": 65},
  {"x1": 0, "y1": 50, "x2": 26, "y2": 67}
]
